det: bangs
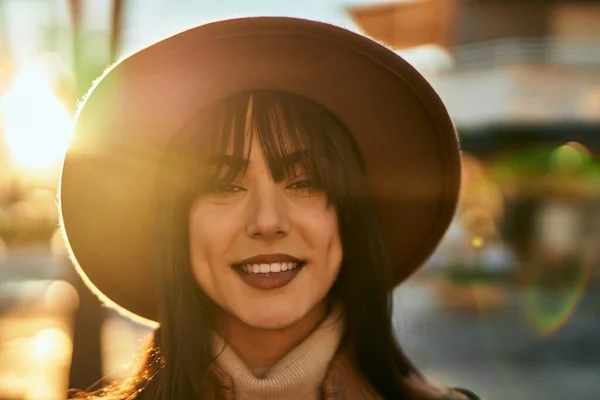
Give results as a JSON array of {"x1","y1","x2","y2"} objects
[{"x1": 196, "y1": 90, "x2": 365, "y2": 201}]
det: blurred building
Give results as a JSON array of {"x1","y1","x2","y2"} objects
[
  {"x1": 350, "y1": 0, "x2": 600, "y2": 275},
  {"x1": 350, "y1": 0, "x2": 600, "y2": 138}
]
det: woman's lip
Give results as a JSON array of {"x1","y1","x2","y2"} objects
[
  {"x1": 234, "y1": 265, "x2": 304, "y2": 290},
  {"x1": 234, "y1": 253, "x2": 304, "y2": 265}
]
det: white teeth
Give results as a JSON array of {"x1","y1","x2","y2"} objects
[{"x1": 240, "y1": 262, "x2": 300, "y2": 274}]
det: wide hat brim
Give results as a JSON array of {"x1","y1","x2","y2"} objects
[{"x1": 60, "y1": 17, "x2": 460, "y2": 325}]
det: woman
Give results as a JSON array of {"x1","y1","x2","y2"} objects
[{"x1": 61, "y1": 17, "x2": 479, "y2": 399}]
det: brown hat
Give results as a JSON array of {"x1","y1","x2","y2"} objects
[{"x1": 60, "y1": 17, "x2": 461, "y2": 325}]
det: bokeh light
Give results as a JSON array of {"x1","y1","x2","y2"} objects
[
  {"x1": 33, "y1": 328, "x2": 72, "y2": 361},
  {"x1": 550, "y1": 142, "x2": 591, "y2": 174},
  {"x1": 524, "y1": 246, "x2": 596, "y2": 337},
  {"x1": 44, "y1": 280, "x2": 79, "y2": 314},
  {"x1": 471, "y1": 236, "x2": 485, "y2": 249}
]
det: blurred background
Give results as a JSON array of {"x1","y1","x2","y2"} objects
[{"x1": 0, "y1": 1, "x2": 599, "y2": 399}]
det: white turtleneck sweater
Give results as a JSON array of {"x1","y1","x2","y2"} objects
[{"x1": 212, "y1": 306, "x2": 344, "y2": 400}]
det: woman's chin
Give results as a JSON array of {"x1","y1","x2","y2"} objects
[{"x1": 234, "y1": 304, "x2": 310, "y2": 330}]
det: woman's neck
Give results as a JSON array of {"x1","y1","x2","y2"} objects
[{"x1": 216, "y1": 301, "x2": 329, "y2": 372}]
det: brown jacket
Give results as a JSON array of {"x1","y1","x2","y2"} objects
[{"x1": 204, "y1": 350, "x2": 477, "y2": 400}]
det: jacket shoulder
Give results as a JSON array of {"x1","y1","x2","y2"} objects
[{"x1": 323, "y1": 351, "x2": 382, "y2": 399}]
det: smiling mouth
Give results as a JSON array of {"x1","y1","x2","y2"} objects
[
  {"x1": 234, "y1": 262, "x2": 306, "y2": 274},
  {"x1": 231, "y1": 255, "x2": 307, "y2": 290},
  {"x1": 232, "y1": 253, "x2": 306, "y2": 274}
]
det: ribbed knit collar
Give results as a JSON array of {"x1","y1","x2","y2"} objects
[{"x1": 212, "y1": 305, "x2": 344, "y2": 400}]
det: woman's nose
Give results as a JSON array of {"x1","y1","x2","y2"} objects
[{"x1": 245, "y1": 187, "x2": 290, "y2": 239}]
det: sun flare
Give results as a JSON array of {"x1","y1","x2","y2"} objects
[{"x1": 1, "y1": 64, "x2": 73, "y2": 171}]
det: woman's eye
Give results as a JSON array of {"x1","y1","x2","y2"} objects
[
  {"x1": 209, "y1": 184, "x2": 244, "y2": 196},
  {"x1": 287, "y1": 179, "x2": 314, "y2": 191}
]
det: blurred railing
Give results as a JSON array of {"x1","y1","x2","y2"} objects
[{"x1": 453, "y1": 37, "x2": 600, "y2": 69}]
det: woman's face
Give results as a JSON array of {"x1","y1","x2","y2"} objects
[{"x1": 189, "y1": 138, "x2": 343, "y2": 329}]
